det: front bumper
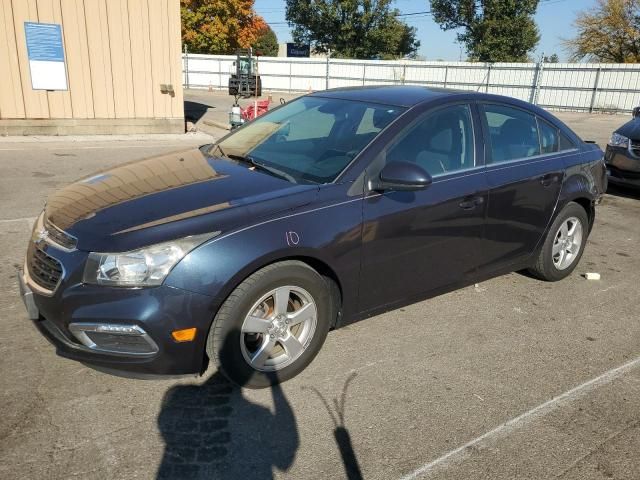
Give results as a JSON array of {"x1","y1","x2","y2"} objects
[
  {"x1": 605, "y1": 145, "x2": 640, "y2": 188},
  {"x1": 19, "y1": 267, "x2": 219, "y2": 377}
]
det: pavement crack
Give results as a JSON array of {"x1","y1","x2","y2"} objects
[{"x1": 554, "y1": 419, "x2": 640, "y2": 478}]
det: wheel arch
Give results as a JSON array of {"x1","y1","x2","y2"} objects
[
  {"x1": 556, "y1": 193, "x2": 595, "y2": 233},
  {"x1": 208, "y1": 251, "x2": 343, "y2": 329},
  {"x1": 200, "y1": 253, "x2": 344, "y2": 373},
  {"x1": 557, "y1": 171, "x2": 597, "y2": 231}
]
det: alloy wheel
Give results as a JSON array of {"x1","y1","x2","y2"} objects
[
  {"x1": 552, "y1": 216, "x2": 583, "y2": 270},
  {"x1": 239, "y1": 286, "x2": 317, "y2": 372}
]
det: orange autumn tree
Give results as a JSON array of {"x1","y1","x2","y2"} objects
[{"x1": 181, "y1": 0, "x2": 269, "y2": 54}]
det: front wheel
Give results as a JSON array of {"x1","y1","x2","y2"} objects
[
  {"x1": 528, "y1": 202, "x2": 589, "y2": 281},
  {"x1": 206, "y1": 261, "x2": 332, "y2": 388}
]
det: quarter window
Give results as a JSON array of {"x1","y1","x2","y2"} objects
[
  {"x1": 483, "y1": 105, "x2": 540, "y2": 163},
  {"x1": 538, "y1": 118, "x2": 559, "y2": 154},
  {"x1": 559, "y1": 131, "x2": 576, "y2": 151},
  {"x1": 385, "y1": 104, "x2": 475, "y2": 176}
]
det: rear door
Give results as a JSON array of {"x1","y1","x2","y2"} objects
[
  {"x1": 477, "y1": 103, "x2": 565, "y2": 272},
  {"x1": 358, "y1": 103, "x2": 488, "y2": 314}
]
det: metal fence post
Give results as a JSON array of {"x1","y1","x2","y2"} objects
[
  {"x1": 402, "y1": 63, "x2": 406, "y2": 85},
  {"x1": 530, "y1": 60, "x2": 544, "y2": 104},
  {"x1": 184, "y1": 45, "x2": 189, "y2": 89},
  {"x1": 289, "y1": 61, "x2": 292, "y2": 92},
  {"x1": 485, "y1": 63, "x2": 491, "y2": 93},
  {"x1": 326, "y1": 55, "x2": 330, "y2": 90},
  {"x1": 589, "y1": 67, "x2": 602, "y2": 113},
  {"x1": 218, "y1": 59, "x2": 222, "y2": 89},
  {"x1": 362, "y1": 64, "x2": 366, "y2": 86},
  {"x1": 444, "y1": 65, "x2": 448, "y2": 89}
]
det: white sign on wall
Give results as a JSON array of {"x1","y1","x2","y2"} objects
[{"x1": 24, "y1": 22, "x2": 68, "y2": 91}]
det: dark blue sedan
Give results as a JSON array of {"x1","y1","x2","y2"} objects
[{"x1": 19, "y1": 86, "x2": 606, "y2": 387}]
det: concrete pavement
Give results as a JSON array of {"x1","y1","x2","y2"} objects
[{"x1": 1, "y1": 117, "x2": 639, "y2": 480}]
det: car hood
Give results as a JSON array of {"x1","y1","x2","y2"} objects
[
  {"x1": 44, "y1": 147, "x2": 317, "y2": 252},
  {"x1": 616, "y1": 118, "x2": 640, "y2": 140}
]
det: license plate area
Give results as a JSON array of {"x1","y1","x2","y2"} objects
[{"x1": 18, "y1": 271, "x2": 40, "y2": 320}]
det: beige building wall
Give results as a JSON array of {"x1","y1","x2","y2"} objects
[{"x1": 0, "y1": 0, "x2": 184, "y2": 135}]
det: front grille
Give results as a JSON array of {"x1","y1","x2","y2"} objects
[
  {"x1": 631, "y1": 140, "x2": 640, "y2": 158},
  {"x1": 44, "y1": 217, "x2": 77, "y2": 250},
  {"x1": 27, "y1": 244, "x2": 63, "y2": 292}
]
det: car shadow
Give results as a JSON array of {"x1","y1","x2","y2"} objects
[
  {"x1": 156, "y1": 332, "x2": 299, "y2": 480},
  {"x1": 606, "y1": 184, "x2": 640, "y2": 201}
]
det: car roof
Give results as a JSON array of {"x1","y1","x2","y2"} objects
[{"x1": 309, "y1": 85, "x2": 462, "y2": 107}]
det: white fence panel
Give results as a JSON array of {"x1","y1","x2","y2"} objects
[{"x1": 183, "y1": 54, "x2": 640, "y2": 113}]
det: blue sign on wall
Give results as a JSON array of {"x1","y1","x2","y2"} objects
[
  {"x1": 286, "y1": 43, "x2": 310, "y2": 58},
  {"x1": 24, "y1": 22, "x2": 67, "y2": 90},
  {"x1": 25, "y1": 22, "x2": 65, "y2": 62}
]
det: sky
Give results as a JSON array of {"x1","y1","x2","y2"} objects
[{"x1": 255, "y1": 0, "x2": 598, "y2": 61}]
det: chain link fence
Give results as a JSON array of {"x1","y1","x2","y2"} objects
[{"x1": 183, "y1": 53, "x2": 640, "y2": 114}]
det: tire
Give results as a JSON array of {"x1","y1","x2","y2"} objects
[
  {"x1": 528, "y1": 202, "x2": 589, "y2": 281},
  {"x1": 206, "y1": 261, "x2": 332, "y2": 388}
]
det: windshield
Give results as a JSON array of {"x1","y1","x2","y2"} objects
[{"x1": 209, "y1": 96, "x2": 405, "y2": 184}]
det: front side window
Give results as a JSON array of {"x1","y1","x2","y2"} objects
[
  {"x1": 383, "y1": 104, "x2": 476, "y2": 177},
  {"x1": 210, "y1": 97, "x2": 404, "y2": 184},
  {"x1": 483, "y1": 105, "x2": 540, "y2": 163}
]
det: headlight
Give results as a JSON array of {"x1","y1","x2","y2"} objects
[
  {"x1": 83, "y1": 233, "x2": 217, "y2": 287},
  {"x1": 608, "y1": 133, "x2": 629, "y2": 148}
]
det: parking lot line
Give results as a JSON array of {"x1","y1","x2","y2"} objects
[{"x1": 399, "y1": 355, "x2": 640, "y2": 480}]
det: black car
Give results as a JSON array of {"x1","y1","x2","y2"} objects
[
  {"x1": 19, "y1": 86, "x2": 606, "y2": 388},
  {"x1": 605, "y1": 107, "x2": 640, "y2": 189}
]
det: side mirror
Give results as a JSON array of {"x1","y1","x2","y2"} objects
[
  {"x1": 370, "y1": 162, "x2": 432, "y2": 192},
  {"x1": 633, "y1": 107, "x2": 640, "y2": 118}
]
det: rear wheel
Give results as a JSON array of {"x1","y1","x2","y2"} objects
[
  {"x1": 206, "y1": 261, "x2": 331, "y2": 388},
  {"x1": 528, "y1": 202, "x2": 589, "y2": 281}
]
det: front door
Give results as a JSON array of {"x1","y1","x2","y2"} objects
[{"x1": 359, "y1": 103, "x2": 488, "y2": 314}]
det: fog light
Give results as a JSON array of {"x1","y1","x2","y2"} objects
[
  {"x1": 171, "y1": 327, "x2": 197, "y2": 342},
  {"x1": 95, "y1": 325, "x2": 141, "y2": 334},
  {"x1": 68, "y1": 323, "x2": 158, "y2": 356}
]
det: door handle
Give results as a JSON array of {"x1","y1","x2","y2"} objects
[{"x1": 459, "y1": 195, "x2": 484, "y2": 210}]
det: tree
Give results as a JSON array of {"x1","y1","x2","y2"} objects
[
  {"x1": 430, "y1": 0, "x2": 540, "y2": 62},
  {"x1": 564, "y1": 0, "x2": 640, "y2": 63},
  {"x1": 285, "y1": 0, "x2": 420, "y2": 59},
  {"x1": 253, "y1": 26, "x2": 279, "y2": 56},
  {"x1": 543, "y1": 53, "x2": 559, "y2": 63},
  {"x1": 181, "y1": 0, "x2": 268, "y2": 54}
]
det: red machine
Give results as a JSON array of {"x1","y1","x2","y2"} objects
[
  {"x1": 241, "y1": 99, "x2": 270, "y2": 122},
  {"x1": 230, "y1": 98, "x2": 271, "y2": 130}
]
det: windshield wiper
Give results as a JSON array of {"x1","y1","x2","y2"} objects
[{"x1": 227, "y1": 154, "x2": 296, "y2": 183}]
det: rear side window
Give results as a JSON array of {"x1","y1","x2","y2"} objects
[
  {"x1": 483, "y1": 105, "x2": 540, "y2": 163},
  {"x1": 538, "y1": 118, "x2": 559, "y2": 154}
]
